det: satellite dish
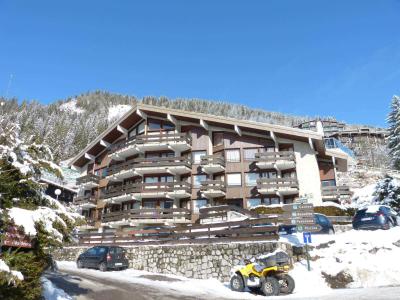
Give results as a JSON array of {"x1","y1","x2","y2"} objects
[{"x1": 55, "y1": 189, "x2": 62, "y2": 196}]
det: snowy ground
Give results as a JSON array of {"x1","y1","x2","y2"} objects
[
  {"x1": 55, "y1": 228, "x2": 400, "y2": 299},
  {"x1": 282, "y1": 227, "x2": 400, "y2": 288},
  {"x1": 42, "y1": 277, "x2": 73, "y2": 300}
]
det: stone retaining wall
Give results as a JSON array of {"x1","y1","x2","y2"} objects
[{"x1": 53, "y1": 242, "x2": 292, "y2": 282}]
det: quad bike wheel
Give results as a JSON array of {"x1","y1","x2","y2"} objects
[
  {"x1": 230, "y1": 274, "x2": 245, "y2": 292},
  {"x1": 261, "y1": 276, "x2": 280, "y2": 296},
  {"x1": 278, "y1": 274, "x2": 295, "y2": 294}
]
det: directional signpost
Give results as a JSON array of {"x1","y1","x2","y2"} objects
[{"x1": 280, "y1": 197, "x2": 321, "y2": 271}]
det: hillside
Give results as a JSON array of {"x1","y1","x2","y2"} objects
[{"x1": 0, "y1": 91, "x2": 385, "y2": 162}]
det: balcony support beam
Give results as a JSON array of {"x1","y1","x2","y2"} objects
[
  {"x1": 84, "y1": 153, "x2": 95, "y2": 161},
  {"x1": 270, "y1": 131, "x2": 278, "y2": 151},
  {"x1": 136, "y1": 108, "x2": 148, "y2": 120},
  {"x1": 117, "y1": 125, "x2": 128, "y2": 135},
  {"x1": 234, "y1": 125, "x2": 242, "y2": 136},
  {"x1": 200, "y1": 119, "x2": 209, "y2": 130},
  {"x1": 100, "y1": 139, "x2": 111, "y2": 148}
]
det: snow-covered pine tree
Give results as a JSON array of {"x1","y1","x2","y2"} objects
[{"x1": 387, "y1": 96, "x2": 400, "y2": 170}]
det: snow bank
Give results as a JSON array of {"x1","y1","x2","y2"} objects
[
  {"x1": 351, "y1": 184, "x2": 378, "y2": 208},
  {"x1": 108, "y1": 105, "x2": 132, "y2": 122},
  {"x1": 41, "y1": 277, "x2": 72, "y2": 300},
  {"x1": 284, "y1": 227, "x2": 400, "y2": 289}
]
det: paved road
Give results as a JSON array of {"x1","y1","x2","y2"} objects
[
  {"x1": 45, "y1": 269, "x2": 201, "y2": 300},
  {"x1": 47, "y1": 267, "x2": 400, "y2": 300}
]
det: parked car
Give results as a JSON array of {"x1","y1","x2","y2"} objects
[
  {"x1": 279, "y1": 213, "x2": 335, "y2": 235},
  {"x1": 76, "y1": 246, "x2": 129, "y2": 271},
  {"x1": 352, "y1": 205, "x2": 399, "y2": 230}
]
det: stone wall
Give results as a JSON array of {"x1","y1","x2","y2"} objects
[{"x1": 53, "y1": 242, "x2": 292, "y2": 282}]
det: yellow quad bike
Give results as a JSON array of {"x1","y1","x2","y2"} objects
[{"x1": 230, "y1": 251, "x2": 295, "y2": 296}]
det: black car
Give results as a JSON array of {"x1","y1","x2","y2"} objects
[
  {"x1": 352, "y1": 205, "x2": 399, "y2": 230},
  {"x1": 77, "y1": 246, "x2": 129, "y2": 271},
  {"x1": 279, "y1": 213, "x2": 335, "y2": 235}
]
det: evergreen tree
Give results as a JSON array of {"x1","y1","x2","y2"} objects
[{"x1": 387, "y1": 96, "x2": 400, "y2": 170}]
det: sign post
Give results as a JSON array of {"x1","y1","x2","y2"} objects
[
  {"x1": 280, "y1": 197, "x2": 318, "y2": 272},
  {"x1": 303, "y1": 232, "x2": 312, "y2": 271}
]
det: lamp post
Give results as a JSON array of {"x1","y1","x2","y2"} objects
[{"x1": 54, "y1": 189, "x2": 61, "y2": 201}]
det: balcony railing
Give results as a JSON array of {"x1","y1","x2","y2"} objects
[
  {"x1": 199, "y1": 180, "x2": 226, "y2": 198},
  {"x1": 101, "y1": 208, "x2": 191, "y2": 223},
  {"x1": 134, "y1": 156, "x2": 191, "y2": 168},
  {"x1": 76, "y1": 174, "x2": 100, "y2": 186},
  {"x1": 101, "y1": 181, "x2": 192, "y2": 200},
  {"x1": 199, "y1": 180, "x2": 226, "y2": 192},
  {"x1": 73, "y1": 195, "x2": 97, "y2": 206},
  {"x1": 321, "y1": 185, "x2": 352, "y2": 201},
  {"x1": 135, "y1": 133, "x2": 192, "y2": 145},
  {"x1": 200, "y1": 155, "x2": 225, "y2": 167},
  {"x1": 254, "y1": 151, "x2": 296, "y2": 170},
  {"x1": 107, "y1": 160, "x2": 136, "y2": 177},
  {"x1": 257, "y1": 177, "x2": 299, "y2": 195}
]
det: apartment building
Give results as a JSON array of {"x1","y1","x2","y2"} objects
[{"x1": 69, "y1": 104, "x2": 350, "y2": 230}]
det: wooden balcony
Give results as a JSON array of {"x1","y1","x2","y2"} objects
[
  {"x1": 101, "y1": 181, "x2": 192, "y2": 203},
  {"x1": 106, "y1": 160, "x2": 136, "y2": 181},
  {"x1": 134, "y1": 156, "x2": 192, "y2": 175},
  {"x1": 73, "y1": 195, "x2": 97, "y2": 208},
  {"x1": 135, "y1": 133, "x2": 192, "y2": 152},
  {"x1": 200, "y1": 180, "x2": 226, "y2": 198},
  {"x1": 257, "y1": 177, "x2": 299, "y2": 196},
  {"x1": 254, "y1": 151, "x2": 296, "y2": 170},
  {"x1": 109, "y1": 137, "x2": 140, "y2": 161},
  {"x1": 101, "y1": 208, "x2": 191, "y2": 225},
  {"x1": 106, "y1": 157, "x2": 192, "y2": 181},
  {"x1": 321, "y1": 185, "x2": 352, "y2": 202},
  {"x1": 201, "y1": 155, "x2": 225, "y2": 174},
  {"x1": 76, "y1": 174, "x2": 100, "y2": 189}
]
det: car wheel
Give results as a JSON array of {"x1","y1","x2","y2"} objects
[
  {"x1": 261, "y1": 276, "x2": 280, "y2": 296},
  {"x1": 278, "y1": 274, "x2": 295, "y2": 294},
  {"x1": 77, "y1": 260, "x2": 84, "y2": 269},
  {"x1": 99, "y1": 262, "x2": 107, "y2": 272},
  {"x1": 230, "y1": 274, "x2": 245, "y2": 292}
]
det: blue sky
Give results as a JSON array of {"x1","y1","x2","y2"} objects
[{"x1": 1, "y1": 0, "x2": 399, "y2": 127}]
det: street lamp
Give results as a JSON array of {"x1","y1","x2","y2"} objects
[{"x1": 54, "y1": 189, "x2": 61, "y2": 201}]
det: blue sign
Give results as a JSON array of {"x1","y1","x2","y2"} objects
[{"x1": 303, "y1": 232, "x2": 312, "y2": 244}]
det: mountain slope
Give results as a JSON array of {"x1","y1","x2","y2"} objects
[{"x1": 0, "y1": 90, "x2": 384, "y2": 161}]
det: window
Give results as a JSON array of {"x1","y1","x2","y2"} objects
[
  {"x1": 129, "y1": 121, "x2": 145, "y2": 137},
  {"x1": 227, "y1": 173, "x2": 242, "y2": 186},
  {"x1": 321, "y1": 180, "x2": 336, "y2": 187},
  {"x1": 243, "y1": 148, "x2": 258, "y2": 160},
  {"x1": 245, "y1": 173, "x2": 259, "y2": 186},
  {"x1": 161, "y1": 200, "x2": 174, "y2": 209},
  {"x1": 261, "y1": 171, "x2": 277, "y2": 178},
  {"x1": 147, "y1": 119, "x2": 175, "y2": 131},
  {"x1": 225, "y1": 149, "x2": 240, "y2": 162},
  {"x1": 213, "y1": 132, "x2": 224, "y2": 146},
  {"x1": 265, "y1": 147, "x2": 275, "y2": 152},
  {"x1": 265, "y1": 197, "x2": 280, "y2": 205},
  {"x1": 193, "y1": 174, "x2": 207, "y2": 187},
  {"x1": 247, "y1": 198, "x2": 261, "y2": 208},
  {"x1": 137, "y1": 122, "x2": 145, "y2": 134},
  {"x1": 144, "y1": 176, "x2": 158, "y2": 183},
  {"x1": 283, "y1": 171, "x2": 296, "y2": 178},
  {"x1": 160, "y1": 175, "x2": 174, "y2": 183},
  {"x1": 192, "y1": 151, "x2": 207, "y2": 164},
  {"x1": 193, "y1": 199, "x2": 208, "y2": 213}
]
